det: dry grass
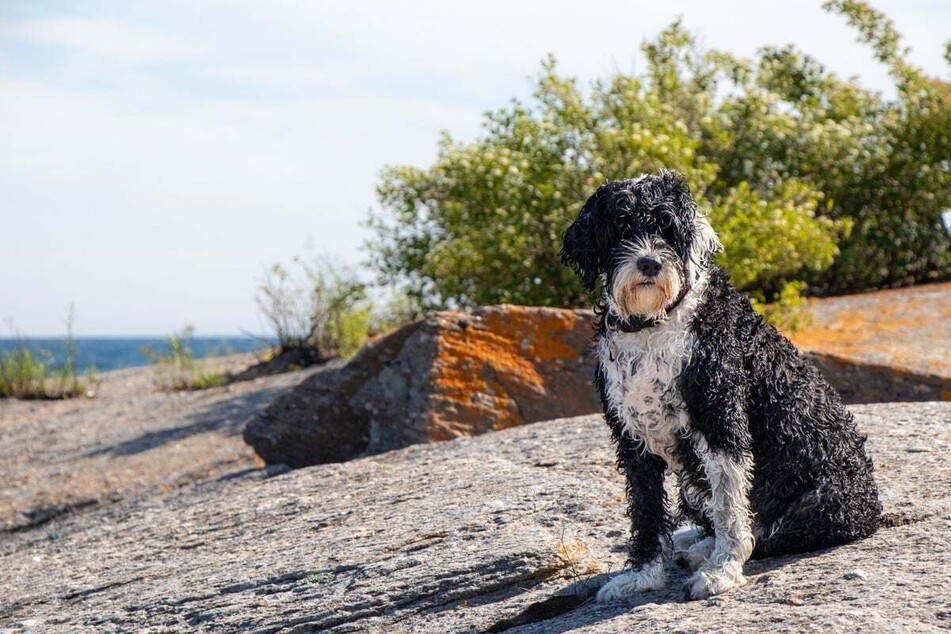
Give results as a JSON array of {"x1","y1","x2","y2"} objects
[{"x1": 553, "y1": 529, "x2": 600, "y2": 581}]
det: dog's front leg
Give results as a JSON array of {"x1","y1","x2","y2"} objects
[
  {"x1": 682, "y1": 343, "x2": 756, "y2": 600},
  {"x1": 596, "y1": 433, "x2": 672, "y2": 602},
  {"x1": 685, "y1": 436, "x2": 755, "y2": 600}
]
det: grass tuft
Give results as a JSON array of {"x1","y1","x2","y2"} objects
[
  {"x1": 142, "y1": 325, "x2": 230, "y2": 392},
  {"x1": 0, "y1": 305, "x2": 95, "y2": 400}
]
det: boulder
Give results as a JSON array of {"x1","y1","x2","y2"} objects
[
  {"x1": 790, "y1": 281, "x2": 951, "y2": 402},
  {"x1": 243, "y1": 305, "x2": 601, "y2": 467},
  {"x1": 3, "y1": 402, "x2": 949, "y2": 632},
  {"x1": 802, "y1": 351, "x2": 949, "y2": 404}
]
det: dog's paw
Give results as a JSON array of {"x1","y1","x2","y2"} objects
[
  {"x1": 674, "y1": 535, "x2": 715, "y2": 572},
  {"x1": 684, "y1": 562, "x2": 746, "y2": 600},
  {"x1": 671, "y1": 525, "x2": 706, "y2": 553},
  {"x1": 596, "y1": 561, "x2": 666, "y2": 603}
]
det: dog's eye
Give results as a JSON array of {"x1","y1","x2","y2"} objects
[{"x1": 656, "y1": 213, "x2": 677, "y2": 230}]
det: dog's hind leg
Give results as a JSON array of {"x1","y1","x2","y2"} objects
[
  {"x1": 752, "y1": 476, "x2": 880, "y2": 559},
  {"x1": 672, "y1": 525, "x2": 707, "y2": 553},
  {"x1": 673, "y1": 527, "x2": 715, "y2": 572},
  {"x1": 672, "y1": 470, "x2": 715, "y2": 571}
]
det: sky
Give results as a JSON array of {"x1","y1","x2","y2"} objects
[{"x1": 0, "y1": 1, "x2": 947, "y2": 336}]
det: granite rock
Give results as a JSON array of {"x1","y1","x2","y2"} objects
[
  {"x1": 244, "y1": 305, "x2": 601, "y2": 467},
  {"x1": 3, "y1": 402, "x2": 949, "y2": 633}
]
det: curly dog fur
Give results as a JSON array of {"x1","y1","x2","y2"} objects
[{"x1": 560, "y1": 171, "x2": 881, "y2": 601}]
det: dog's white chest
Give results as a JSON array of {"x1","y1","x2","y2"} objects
[{"x1": 599, "y1": 324, "x2": 695, "y2": 468}]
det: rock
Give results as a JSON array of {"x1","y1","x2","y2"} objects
[
  {"x1": 802, "y1": 351, "x2": 949, "y2": 404},
  {"x1": 243, "y1": 305, "x2": 601, "y2": 467},
  {"x1": 843, "y1": 570, "x2": 869, "y2": 582},
  {"x1": 0, "y1": 354, "x2": 320, "y2": 532},
  {"x1": 2, "y1": 402, "x2": 948, "y2": 633},
  {"x1": 790, "y1": 282, "x2": 951, "y2": 403},
  {"x1": 245, "y1": 290, "x2": 950, "y2": 469}
]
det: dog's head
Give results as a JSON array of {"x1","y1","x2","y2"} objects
[{"x1": 560, "y1": 170, "x2": 722, "y2": 320}]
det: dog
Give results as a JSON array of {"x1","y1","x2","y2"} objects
[{"x1": 560, "y1": 171, "x2": 881, "y2": 601}]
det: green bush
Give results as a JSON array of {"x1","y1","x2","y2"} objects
[
  {"x1": 709, "y1": 181, "x2": 848, "y2": 298},
  {"x1": 368, "y1": 288, "x2": 424, "y2": 335},
  {"x1": 367, "y1": 1, "x2": 949, "y2": 318},
  {"x1": 331, "y1": 306, "x2": 372, "y2": 359}
]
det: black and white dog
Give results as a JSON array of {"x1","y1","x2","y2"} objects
[{"x1": 560, "y1": 171, "x2": 881, "y2": 601}]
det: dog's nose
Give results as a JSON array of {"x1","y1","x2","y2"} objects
[{"x1": 636, "y1": 257, "x2": 662, "y2": 278}]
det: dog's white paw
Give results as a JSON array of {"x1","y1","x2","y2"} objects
[
  {"x1": 685, "y1": 562, "x2": 747, "y2": 600},
  {"x1": 671, "y1": 525, "x2": 706, "y2": 553},
  {"x1": 675, "y1": 536, "x2": 715, "y2": 572},
  {"x1": 596, "y1": 560, "x2": 666, "y2": 603}
]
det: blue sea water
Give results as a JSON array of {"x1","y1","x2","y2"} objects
[{"x1": 0, "y1": 337, "x2": 273, "y2": 374}]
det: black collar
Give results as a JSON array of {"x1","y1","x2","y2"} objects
[{"x1": 605, "y1": 283, "x2": 691, "y2": 333}]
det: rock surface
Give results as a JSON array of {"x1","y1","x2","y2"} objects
[
  {"x1": 244, "y1": 305, "x2": 601, "y2": 467},
  {"x1": 0, "y1": 354, "x2": 322, "y2": 532},
  {"x1": 3, "y1": 402, "x2": 949, "y2": 633},
  {"x1": 791, "y1": 281, "x2": 951, "y2": 402}
]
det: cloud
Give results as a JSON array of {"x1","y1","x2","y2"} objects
[
  {"x1": 0, "y1": 76, "x2": 481, "y2": 208},
  {"x1": 0, "y1": 17, "x2": 193, "y2": 61}
]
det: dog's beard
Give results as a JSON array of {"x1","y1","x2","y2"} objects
[{"x1": 610, "y1": 258, "x2": 681, "y2": 320}]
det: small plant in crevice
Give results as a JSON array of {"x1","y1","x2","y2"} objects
[
  {"x1": 0, "y1": 345, "x2": 48, "y2": 399},
  {"x1": 142, "y1": 325, "x2": 229, "y2": 392},
  {"x1": 553, "y1": 528, "x2": 600, "y2": 581}
]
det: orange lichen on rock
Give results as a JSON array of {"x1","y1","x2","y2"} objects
[
  {"x1": 787, "y1": 282, "x2": 951, "y2": 378},
  {"x1": 427, "y1": 306, "x2": 597, "y2": 440},
  {"x1": 481, "y1": 307, "x2": 585, "y2": 363}
]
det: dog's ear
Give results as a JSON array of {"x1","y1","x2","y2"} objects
[
  {"x1": 659, "y1": 170, "x2": 724, "y2": 269},
  {"x1": 691, "y1": 213, "x2": 724, "y2": 269},
  {"x1": 560, "y1": 195, "x2": 603, "y2": 292},
  {"x1": 659, "y1": 169, "x2": 696, "y2": 222}
]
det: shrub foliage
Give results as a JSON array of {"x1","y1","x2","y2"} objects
[
  {"x1": 367, "y1": 1, "x2": 949, "y2": 314},
  {"x1": 256, "y1": 254, "x2": 372, "y2": 361}
]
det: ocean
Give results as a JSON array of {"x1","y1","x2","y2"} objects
[{"x1": 0, "y1": 337, "x2": 274, "y2": 374}]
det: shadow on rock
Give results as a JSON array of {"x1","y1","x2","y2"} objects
[
  {"x1": 485, "y1": 572, "x2": 674, "y2": 634},
  {"x1": 86, "y1": 386, "x2": 289, "y2": 457}
]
